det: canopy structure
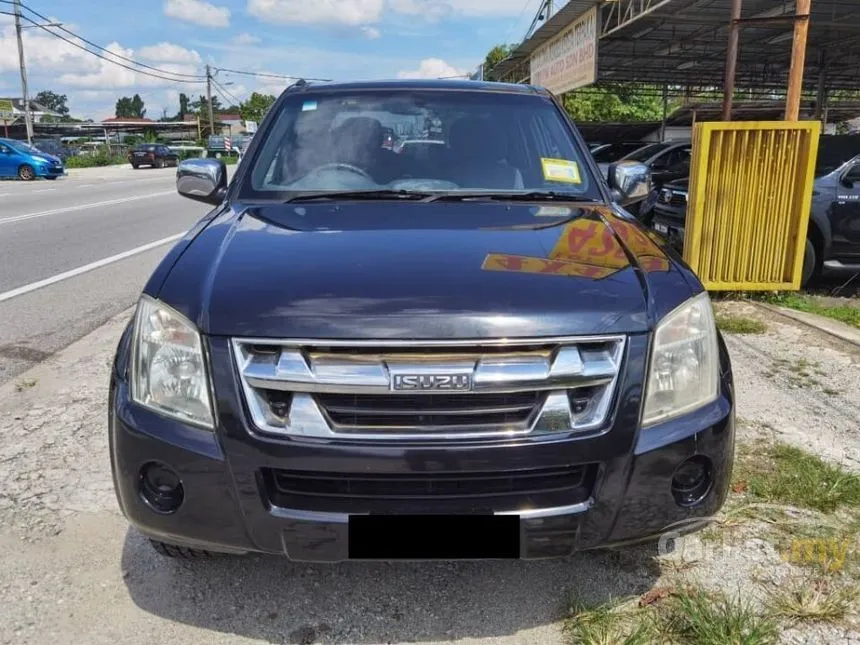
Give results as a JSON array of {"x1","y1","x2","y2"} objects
[{"x1": 491, "y1": 0, "x2": 860, "y2": 96}]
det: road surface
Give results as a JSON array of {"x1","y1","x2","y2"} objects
[{"x1": 0, "y1": 166, "x2": 217, "y2": 385}]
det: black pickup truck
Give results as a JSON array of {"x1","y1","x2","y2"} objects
[
  {"x1": 108, "y1": 79, "x2": 734, "y2": 562},
  {"x1": 646, "y1": 144, "x2": 860, "y2": 287}
]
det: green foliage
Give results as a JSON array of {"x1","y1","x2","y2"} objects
[
  {"x1": 65, "y1": 154, "x2": 127, "y2": 168},
  {"x1": 115, "y1": 93, "x2": 146, "y2": 118},
  {"x1": 563, "y1": 84, "x2": 671, "y2": 123},
  {"x1": 483, "y1": 44, "x2": 515, "y2": 79},
  {"x1": 239, "y1": 92, "x2": 276, "y2": 122},
  {"x1": 33, "y1": 90, "x2": 69, "y2": 117},
  {"x1": 753, "y1": 292, "x2": 860, "y2": 329}
]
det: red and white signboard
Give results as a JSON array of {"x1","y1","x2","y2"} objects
[
  {"x1": 224, "y1": 136, "x2": 232, "y2": 151},
  {"x1": 529, "y1": 6, "x2": 597, "y2": 95}
]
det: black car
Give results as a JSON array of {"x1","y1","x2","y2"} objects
[
  {"x1": 590, "y1": 141, "x2": 648, "y2": 165},
  {"x1": 108, "y1": 79, "x2": 734, "y2": 562},
  {"x1": 646, "y1": 146, "x2": 860, "y2": 287},
  {"x1": 129, "y1": 143, "x2": 179, "y2": 169}
]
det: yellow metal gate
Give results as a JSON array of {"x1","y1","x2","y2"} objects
[{"x1": 683, "y1": 121, "x2": 821, "y2": 291}]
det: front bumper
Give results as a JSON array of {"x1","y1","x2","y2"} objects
[
  {"x1": 108, "y1": 328, "x2": 735, "y2": 561},
  {"x1": 34, "y1": 163, "x2": 65, "y2": 178}
]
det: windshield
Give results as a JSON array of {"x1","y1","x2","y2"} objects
[
  {"x1": 623, "y1": 143, "x2": 671, "y2": 162},
  {"x1": 241, "y1": 89, "x2": 599, "y2": 201},
  {"x1": 9, "y1": 141, "x2": 41, "y2": 154}
]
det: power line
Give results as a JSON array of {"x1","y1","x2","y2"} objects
[
  {"x1": 214, "y1": 67, "x2": 332, "y2": 83},
  {"x1": 1, "y1": 0, "x2": 206, "y2": 83},
  {"x1": 210, "y1": 76, "x2": 242, "y2": 107}
]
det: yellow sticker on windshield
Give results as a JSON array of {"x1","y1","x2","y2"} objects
[{"x1": 541, "y1": 158, "x2": 582, "y2": 184}]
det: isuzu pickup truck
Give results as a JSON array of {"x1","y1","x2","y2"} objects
[{"x1": 108, "y1": 79, "x2": 735, "y2": 561}]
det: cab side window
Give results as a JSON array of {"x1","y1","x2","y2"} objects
[{"x1": 843, "y1": 163, "x2": 860, "y2": 186}]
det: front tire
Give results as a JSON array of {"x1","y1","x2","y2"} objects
[
  {"x1": 18, "y1": 164, "x2": 35, "y2": 181},
  {"x1": 801, "y1": 237, "x2": 816, "y2": 288},
  {"x1": 155, "y1": 158, "x2": 165, "y2": 169}
]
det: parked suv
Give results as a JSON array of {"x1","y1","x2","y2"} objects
[
  {"x1": 646, "y1": 146, "x2": 860, "y2": 287},
  {"x1": 108, "y1": 79, "x2": 734, "y2": 562},
  {"x1": 129, "y1": 143, "x2": 178, "y2": 169}
]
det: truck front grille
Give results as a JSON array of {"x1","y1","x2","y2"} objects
[
  {"x1": 261, "y1": 463, "x2": 596, "y2": 513},
  {"x1": 232, "y1": 335, "x2": 626, "y2": 440}
]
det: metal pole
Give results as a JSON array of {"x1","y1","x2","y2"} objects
[
  {"x1": 785, "y1": 0, "x2": 811, "y2": 121},
  {"x1": 721, "y1": 0, "x2": 743, "y2": 121},
  {"x1": 13, "y1": 0, "x2": 33, "y2": 144},
  {"x1": 814, "y1": 52, "x2": 827, "y2": 122},
  {"x1": 206, "y1": 64, "x2": 215, "y2": 138},
  {"x1": 660, "y1": 84, "x2": 668, "y2": 142}
]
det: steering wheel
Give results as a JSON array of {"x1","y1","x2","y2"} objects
[{"x1": 310, "y1": 162, "x2": 374, "y2": 181}]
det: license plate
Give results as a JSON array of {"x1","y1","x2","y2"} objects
[
  {"x1": 654, "y1": 223, "x2": 669, "y2": 234},
  {"x1": 348, "y1": 514, "x2": 520, "y2": 559}
]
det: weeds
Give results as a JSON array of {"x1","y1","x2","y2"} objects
[
  {"x1": 716, "y1": 314, "x2": 767, "y2": 335},
  {"x1": 766, "y1": 576, "x2": 857, "y2": 623}
]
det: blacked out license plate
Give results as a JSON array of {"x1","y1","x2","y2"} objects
[{"x1": 348, "y1": 514, "x2": 521, "y2": 560}]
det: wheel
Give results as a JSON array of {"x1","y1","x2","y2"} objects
[
  {"x1": 149, "y1": 539, "x2": 224, "y2": 559},
  {"x1": 155, "y1": 158, "x2": 165, "y2": 169},
  {"x1": 801, "y1": 237, "x2": 816, "y2": 288},
  {"x1": 131, "y1": 163, "x2": 139, "y2": 169},
  {"x1": 18, "y1": 164, "x2": 35, "y2": 181}
]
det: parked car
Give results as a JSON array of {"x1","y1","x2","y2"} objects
[
  {"x1": 590, "y1": 141, "x2": 648, "y2": 165},
  {"x1": 129, "y1": 144, "x2": 179, "y2": 169},
  {"x1": 109, "y1": 79, "x2": 734, "y2": 562},
  {"x1": 0, "y1": 137, "x2": 65, "y2": 180},
  {"x1": 644, "y1": 148, "x2": 860, "y2": 287}
]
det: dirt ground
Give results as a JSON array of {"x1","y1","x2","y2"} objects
[{"x1": 1, "y1": 301, "x2": 859, "y2": 645}]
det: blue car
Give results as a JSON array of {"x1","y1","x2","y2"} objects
[{"x1": 0, "y1": 137, "x2": 65, "y2": 180}]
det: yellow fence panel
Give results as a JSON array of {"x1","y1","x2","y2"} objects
[{"x1": 683, "y1": 120, "x2": 821, "y2": 291}]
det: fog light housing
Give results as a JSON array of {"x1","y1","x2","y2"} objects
[
  {"x1": 139, "y1": 461, "x2": 184, "y2": 514},
  {"x1": 670, "y1": 455, "x2": 712, "y2": 507}
]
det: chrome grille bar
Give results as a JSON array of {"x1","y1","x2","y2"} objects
[{"x1": 232, "y1": 335, "x2": 626, "y2": 440}]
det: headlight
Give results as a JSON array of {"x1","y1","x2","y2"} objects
[
  {"x1": 131, "y1": 295, "x2": 215, "y2": 428},
  {"x1": 642, "y1": 292, "x2": 719, "y2": 427}
]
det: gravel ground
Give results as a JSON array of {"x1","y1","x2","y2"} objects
[{"x1": 1, "y1": 301, "x2": 859, "y2": 645}]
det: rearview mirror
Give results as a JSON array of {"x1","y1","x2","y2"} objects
[
  {"x1": 607, "y1": 160, "x2": 651, "y2": 206},
  {"x1": 176, "y1": 158, "x2": 227, "y2": 205}
]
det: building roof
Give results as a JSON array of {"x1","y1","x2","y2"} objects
[
  {"x1": 218, "y1": 113, "x2": 242, "y2": 121},
  {"x1": 101, "y1": 117, "x2": 153, "y2": 123},
  {"x1": 0, "y1": 97, "x2": 62, "y2": 116},
  {"x1": 491, "y1": 0, "x2": 860, "y2": 92}
]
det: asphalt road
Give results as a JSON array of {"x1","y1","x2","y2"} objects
[{"x1": 0, "y1": 166, "x2": 218, "y2": 386}]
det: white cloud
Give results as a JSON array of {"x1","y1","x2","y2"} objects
[
  {"x1": 231, "y1": 32, "x2": 261, "y2": 45},
  {"x1": 247, "y1": 0, "x2": 383, "y2": 26},
  {"x1": 387, "y1": 0, "x2": 450, "y2": 21},
  {"x1": 361, "y1": 26, "x2": 381, "y2": 39},
  {"x1": 397, "y1": 57, "x2": 465, "y2": 79},
  {"x1": 138, "y1": 42, "x2": 202, "y2": 65},
  {"x1": 164, "y1": 0, "x2": 230, "y2": 28}
]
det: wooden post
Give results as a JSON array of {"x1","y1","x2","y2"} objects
[
  {"x1": 785, "y1": 0, "x2": 811, "y2": 121},
  {"x1": 721, "y1": 0, "x2": 743, "y2": 121}
]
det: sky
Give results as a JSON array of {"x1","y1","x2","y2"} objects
[{"x1": 0, "y1": 0, "x2": 540, "y2": 120}]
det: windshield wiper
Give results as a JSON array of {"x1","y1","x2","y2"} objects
[
  {"x1": 421, "y1": 191, "x2": 600, "y2": 203},
  {"x1": 284, "y1": 189, "x2": 432, "y2": 203}
]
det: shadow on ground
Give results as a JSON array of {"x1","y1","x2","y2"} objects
[{"x1": 121, "y1": 528, "x2": 661, "y2": 644}]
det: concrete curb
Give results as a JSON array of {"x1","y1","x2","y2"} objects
[{"x1": 750, "y1": 301, "x2": 860, "y2": 350}]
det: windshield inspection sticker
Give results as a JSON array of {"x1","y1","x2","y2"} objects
[
  {"x1": 541, "y1": 158, "x2": 582, "y2": 184},
  {"x1": 301, "y1": 100, "x2": 318, "y2": 112}
]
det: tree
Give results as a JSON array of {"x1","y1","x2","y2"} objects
[
  {"x1": 115, "y1": 93, "x2": 146, "y2": 118},
  {"x1": 483, "y1": 44, "x2": 515, "y2": 80},
  {"x1": 33, "y1": 90, "x2": 69, "y2": 117},
  {"x1": 239, "y1": 92, "x2": 276, "y2": 122},
  {"x1": 563, "y1": 84, "x2": 668, "y2": 123},
  {"x1": 179, "y1": 93, "x2": 189, "y2": 119},
  {"x1": 190, "y1": 94, "x2": 222, "y2": 117}
]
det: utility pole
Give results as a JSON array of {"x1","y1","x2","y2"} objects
[
  {"x1": 205, "y1": 64, "x2": 215, "y2": 139},
  {"x1": 13, "y1": 0, "x2": 34, "y2": 144}
]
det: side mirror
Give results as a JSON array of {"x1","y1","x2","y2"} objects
[
  {"x1": 176, "y1": 158, "x2": 227, "y2": 205},
  {"x1": 607, "y1": 160, "x2": 651, "y2": 206}
]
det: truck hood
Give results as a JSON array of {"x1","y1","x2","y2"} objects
[{"x1": 154, "y1": 201, "x2": 696, "y2": 340}]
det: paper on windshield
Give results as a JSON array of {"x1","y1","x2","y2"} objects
[{"x1": 540, "y1": 158, "x2": 582, "y2": 184}]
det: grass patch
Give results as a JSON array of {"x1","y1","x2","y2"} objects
[
  {"x1": 766, "y1": 576, "x2": 857, "y2": 624},
  {"x1": 656, "y1": 588, "x2": 779, "y2": 645},
  {"x1": 739, "y1": 443, "x2": 860, "y2": 514},
  {"x1": 65, "y1": 154, "x2": 127, "y2": 168},
  {"x1": 754, "y1": 292, "x2": 860, "y2": 330},
  {"x1": 564, "y1": 597, "x2": 654, "y2": 645},
  {"x1": 716, "y1": 314, "x2": 767, "y2": 335}
]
